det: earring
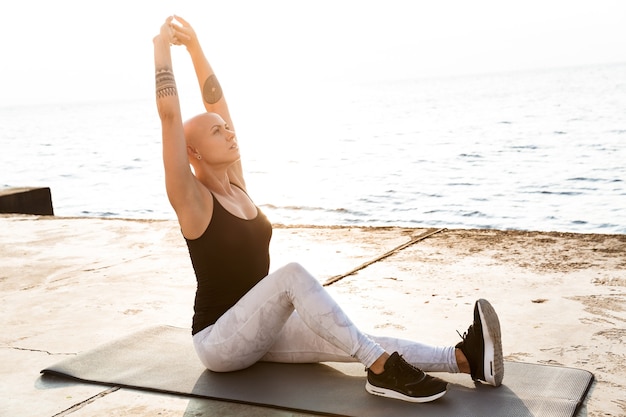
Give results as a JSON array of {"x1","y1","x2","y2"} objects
[{"x1": 196, "y1": 155, "x2": 202, "y2": 160}]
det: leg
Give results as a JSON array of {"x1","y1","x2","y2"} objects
[
  {"x1": 260, "y1": 311, "x2": 459, "y2": 374},
  {"x1": 259, "y1": 311, "x2": 357, "y2": 363},
  {"x1": 193, "y1": 262, "x2": 385, "y2": 372},
  {"x1": 260, "y1": 296, "x2": 504, "y2": 387},
  {"x1": 193, "y1": 262, "x2": 455, "y2": 402},
  {"x1": 373, "y1": 335, "x2": 458, "y2": 373}
]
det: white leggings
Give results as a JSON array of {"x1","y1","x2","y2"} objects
[{"x1": 192, "y1": 262, "x2": 459, "y2": 373}]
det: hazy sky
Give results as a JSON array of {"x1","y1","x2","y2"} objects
[{"x1": 1, "y1": 0, "x2": 625, "y2": 106}]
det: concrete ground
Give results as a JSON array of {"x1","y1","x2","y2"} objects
[{"x1": 1, "y1": 214, "x2": 625, "y2": 416}]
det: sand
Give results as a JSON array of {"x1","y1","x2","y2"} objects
[{"x1": 1, "y1": 214, "x2": 625, "y2": 416}]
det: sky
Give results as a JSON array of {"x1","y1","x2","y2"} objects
[{"x1": 0, "y1": 0, "x2": 625, "y2": 107}]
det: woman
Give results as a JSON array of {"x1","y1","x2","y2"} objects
[{"x1": 153, "y1": 16, "x2": 503, "y2": 403}]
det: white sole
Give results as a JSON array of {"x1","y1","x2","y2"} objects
[
  {"x1": 365, "y1": 381, "x2": 447, "y2": 403},
  {"x1": 476, "y1": 299, "x2": 504, "y2": 386}
]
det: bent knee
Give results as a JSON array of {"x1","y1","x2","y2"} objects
[
  {"x1": 274, "y1": 262, "x2": 317, "y2": 284},
  {"x1": 280, "y1": 262, "x2": 307, "y2": 275}
]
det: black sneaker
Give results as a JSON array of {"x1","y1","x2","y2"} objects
[
  {"x1": 456, "y1": 298, "x2": 504, "y2": 387},
  {"x1": 366, "y1": 352, "x2": 448, "y2": 403}
]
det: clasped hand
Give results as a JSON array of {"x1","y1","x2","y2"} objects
[{"x1": 158, "y1": 15, "x2": 197, "y2": 48}]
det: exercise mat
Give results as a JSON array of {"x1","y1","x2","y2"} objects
[{"x1": 41, "y1": 325, "x2": 593, "y2": 417}]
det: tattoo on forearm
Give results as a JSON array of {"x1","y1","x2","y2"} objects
[
  {"x1": 202, "y1": 74, "x2": 223, "y2": 104},
  {"x1": 155, "y1": 67, "x2": 177, "y2": 98}
]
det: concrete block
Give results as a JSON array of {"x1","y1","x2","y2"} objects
[{"x1": 0, "y1": 187, "x2": 54, "y2": 215}]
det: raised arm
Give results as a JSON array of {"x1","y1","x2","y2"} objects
[
  {"x1": 154, "y1": 17, "x2": 208, "y2": 237},
  {"x1": 170, "y1": 16, "x2": 245, "y2": 190}
]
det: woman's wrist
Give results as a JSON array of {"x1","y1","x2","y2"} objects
[
  {"x1": 185, "y1": 39, "x2": 203, "y2": 55},
  {"x1": 153, "y1": 34, "x2": 170, "y2": 49}
]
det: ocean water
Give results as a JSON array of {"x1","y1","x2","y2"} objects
[{"x1": 1, "y1": 63, "x2": 625, "y2": 234}]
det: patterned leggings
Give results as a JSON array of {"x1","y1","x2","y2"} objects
[{"x1": 192, "y1": 262, "x2": 459, "y2": 373}]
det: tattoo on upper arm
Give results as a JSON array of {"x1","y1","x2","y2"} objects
[
  {"x1": 155, "y1": 67, "x2": 178, "y2": 98},
  {"x1": 202, "y1": 75, "x2": 223, "y2": 104}
]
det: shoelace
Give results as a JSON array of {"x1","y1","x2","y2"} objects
[
  {"x1": 393, "y1": 355, "x2": 426, "y2": 383},
  {"x1": 456, "y1": 322, "x2": 476, "y2": 343}
]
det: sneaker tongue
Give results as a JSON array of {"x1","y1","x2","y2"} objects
[{"x1": 385, "y1": 352, "x2": 404, "y2": 371}]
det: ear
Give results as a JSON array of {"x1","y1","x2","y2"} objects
[{"x1": 187, "y1": 145, "x2": 198, "y2": 158}]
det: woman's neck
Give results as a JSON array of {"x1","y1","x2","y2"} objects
[{"x1": 196, "y1": 168, "x2": 233, "y2": 196}]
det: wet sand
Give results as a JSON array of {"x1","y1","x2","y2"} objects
[{"x1": 1, "y1": 214, "x2": 625, "y2": 416}]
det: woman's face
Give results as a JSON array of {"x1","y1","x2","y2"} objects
[{"x1": 187, "y1": 113, "x2": 239, "y2": 166}]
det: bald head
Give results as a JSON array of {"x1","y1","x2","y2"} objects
[{"x1": 183, "y1": 112, "x2": 225, "y2": 146}]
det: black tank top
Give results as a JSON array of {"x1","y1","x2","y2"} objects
[{"x1": 185, "y1": 191, "x2": 272, "y2": 335}]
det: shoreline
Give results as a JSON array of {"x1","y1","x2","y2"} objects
[
  {"x1": 1, "y1": 214, "x2": 625, "y2": 416},
  {"x1": 4, "y1": 212, "x2": 625, "y2": 236}
]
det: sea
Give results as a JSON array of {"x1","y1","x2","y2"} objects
[{"x1": 1, "y1": 62, "x2": 625, "y2": 234}]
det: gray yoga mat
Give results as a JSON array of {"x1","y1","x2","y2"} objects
[{"x1": 41, "y1": 325, "x2": 593, "y2": 417}]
